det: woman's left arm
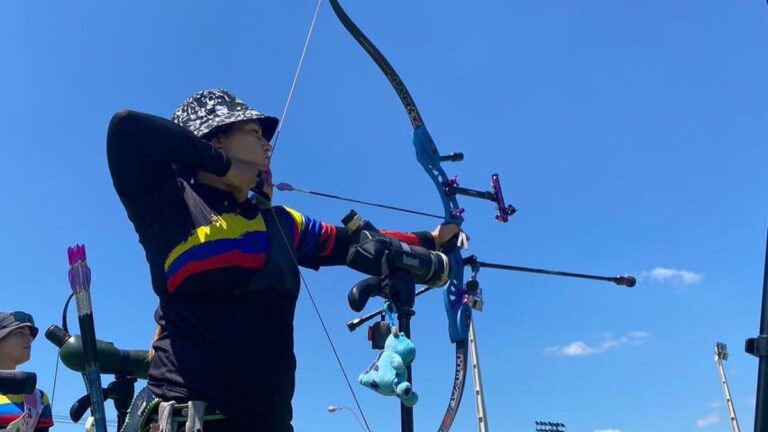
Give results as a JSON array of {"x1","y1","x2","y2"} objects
[{"x1": 274, "y1": 207, "x2": 440, "y2": 269}]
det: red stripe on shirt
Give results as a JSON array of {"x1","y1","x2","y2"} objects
[
  {"x1": 167, "y1": 251, "x2": 267, "y2": 294},
  {"x1": 380, "y1": 230, "x2": 422, "y2": 247},
  {"x1": 319, "y1": 224, "x2": 337, "y2": 256},
  {"x1": 36, "y1": 417, "x2": 54, "y2": 427}
]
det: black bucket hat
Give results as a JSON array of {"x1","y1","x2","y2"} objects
[
  {"x1": 0, "y1": 311, "x2": 38, "y2": 340},
  {"x1": 171, "y1": 88, "x2": 279, "y2": 142}
]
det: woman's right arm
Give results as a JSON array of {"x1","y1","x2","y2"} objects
[{"x1": 106, "y1": 110, "x2": 231, "y2": 230}]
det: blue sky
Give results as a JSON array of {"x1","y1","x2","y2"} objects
[{"x1": 2, "y1": 1, "x2": 767, "y2": 431}]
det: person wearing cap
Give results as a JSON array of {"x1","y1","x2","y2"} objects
[
  {"x1": 106, "y1": 88, "x2": 458, "y2": 431},
  {"x1": 0, "y1": 312, "x2": 54, "y2": 431}
]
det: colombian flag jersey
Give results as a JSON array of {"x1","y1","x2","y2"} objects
[{"x1": 0, "y1": 390, "x2": 53, "y2": 431}]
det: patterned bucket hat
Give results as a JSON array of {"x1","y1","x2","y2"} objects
[
  {"x1": 0, "y1": 311, "x2": 38, "y2": 340},
  {"x1": 171, "y1": 88, "x2": 279, "y2": 141}
]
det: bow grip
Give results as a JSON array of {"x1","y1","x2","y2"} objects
[
  {"x1": 70, "y1": 392, "x2": 95, "y2": 423},
  {"x1": 348, "y1": 276, "x2": 385, "y2": 312}
]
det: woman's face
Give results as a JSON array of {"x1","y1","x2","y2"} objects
[
  {"x1": 0, "y1": 327, "x2": 33, "y2": 369},
  {"x1": 214, "y1": 120, "x2": 272, "y2": 174}
]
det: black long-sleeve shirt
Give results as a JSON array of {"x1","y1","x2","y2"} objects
[{"x1": 106, "y1": 110, "x2": 434, "y2": 431}]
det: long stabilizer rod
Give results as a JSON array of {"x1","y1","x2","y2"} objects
[
  {"x1": 465, "y1": 256, "x2": 636, "y2": 288},
  {"x1": 347, "y1": 258, "x2": 635, "y2": 331}
]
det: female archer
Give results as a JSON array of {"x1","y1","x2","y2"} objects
[
  {"x1": 0, "y1": 311, "x2": 54, "y2": 432},
  {"x1": 107, "y1": 88, "x2": 457, "y2": 432}
]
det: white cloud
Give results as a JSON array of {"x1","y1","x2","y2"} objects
[
  {"x1": 641, "y1": 267, "x2": 703, "y2": 285},
  {"x1": 594, "y1": 429, "x2": 621, "y2": 432},
  {"x1": 546, "y1": 332, "x2": 649, "y2": 357},
  {"x1": 696, "y1": 414, "x2": 721, "y2": 428},
  {"x1": 557, "y1": 341, "x2": 595, "y2": 356},
  {"x1": 708, "y1": 401, "x2": 721, "y2": 409},
  {"x1": 627, "y1": 330, "x2": 649, "y2": 338}
]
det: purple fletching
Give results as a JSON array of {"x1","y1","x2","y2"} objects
[{"x1": 67, "y1": 244, "x2": 91, "y2": 292}]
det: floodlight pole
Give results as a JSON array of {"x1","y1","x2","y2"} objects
[
  {"x1": 714, "y1": 342, "x2": 741, "y2": 432},
  {"x1": 468, "y1": 315, "x2": 489, "y2": 431}
]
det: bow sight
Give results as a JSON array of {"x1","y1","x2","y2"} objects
[{"x1": 442, "y1": 173, "x2": 517, "y2": 223}]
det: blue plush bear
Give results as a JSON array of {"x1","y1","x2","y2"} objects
[{"x1": 359, "y1": 332, "x2": 418, "y2": 407}]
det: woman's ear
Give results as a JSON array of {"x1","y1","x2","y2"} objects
[{"x1": 210, "y1": 136, "x2": 226, "y2": 151}]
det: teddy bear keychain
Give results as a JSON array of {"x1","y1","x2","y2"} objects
[{"x1": 357, "y1": 305, "x2": 419, "y2": 407}]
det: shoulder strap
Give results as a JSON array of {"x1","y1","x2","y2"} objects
[{"x1": 244, "y1": 208, "x2": 301, "y2": 296}]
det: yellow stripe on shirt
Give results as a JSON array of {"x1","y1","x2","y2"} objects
[
  {"x1": 164, "y1": 212, "x2": 266, "y2": 271},
  {"x1": 0, "y1": 394, "x2": 24, "y2": 404},
  {"x1": 282, "y1": 207, "x2": 305, "y2": 232}
]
